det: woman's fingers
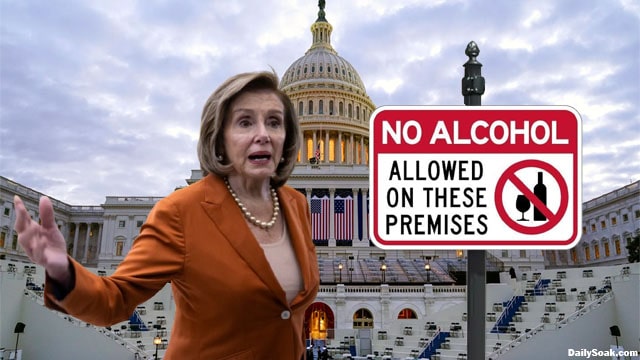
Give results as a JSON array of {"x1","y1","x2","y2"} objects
[
  {"x1": 13, "y1": 195, "x2": 31, "y2": 233},
  {"x1": 39, "y1": 196, "x2": 57, "y2": 230}
]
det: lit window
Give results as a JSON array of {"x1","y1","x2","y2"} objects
[
  {"x1": 600, "y1": 220, "x2": 606, "y2": 229},
  {"x1": 585, "y1": 247, "x2": 591, "y2": 261},
  {"x1": 115, "y1": 241, "x2": 124, "y2": 256},
  {"x1": 594, "y1": 244, "x2": 600, "y2": 259},
  {"x1": 611, "y1": 217, "x2": 617, "y2": 226},
  {"x1": 615, "y1": 240, "x2": 621, "y2": 255},
  {"x1": 591, "y1": 224, "x2": 596, "y2": 232},
  {"x1": 329, "y1": 138, "x2": 335, "y2": 162},
  {"x1": 604, "y1": 242, "x2": 610, "y2": 257}
]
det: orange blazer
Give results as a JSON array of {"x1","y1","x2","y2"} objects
[{"x1": 45, "y1": 174, "x2": 320, "y2": 359}]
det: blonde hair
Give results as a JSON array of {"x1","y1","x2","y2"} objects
[{"x1": 197, "y1": 70, "x2": 300, "y2": 188}]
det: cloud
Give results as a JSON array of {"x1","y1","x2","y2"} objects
[{"x1": 1, "y1": 0, "x2": 638, "y2": 204}]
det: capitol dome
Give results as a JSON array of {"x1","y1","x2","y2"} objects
[{"x1": 281, "y1": 3, "x2": 375, "y2": 166}]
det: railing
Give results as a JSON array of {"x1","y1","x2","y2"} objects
[
  {"x1": 487, "y1": 291, "x2": 615, "y2": 358},
  {"x1": 491, "y1": 296, "x2": 524, "y2": 333},
  {"x1": 21, "y1": 289, "x2": 152, "y2": 359},
  {"x1": 317, "y1": 284, "x2": 467, "y2": 296},
  {"x1": 421, "y1": 330, "x2": 450, "y2": 359}
]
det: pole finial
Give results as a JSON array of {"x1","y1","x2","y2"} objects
[{"x1": 462, "y1": 40, "x2": 485, "y2": 106}]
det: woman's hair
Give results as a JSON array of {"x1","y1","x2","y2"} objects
[{"x1": 197, "y1": 70, "x2": 301, "y2": 188}]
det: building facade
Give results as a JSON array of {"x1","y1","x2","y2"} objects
[
  {"x1": 1, "y1": 3, "x2": 638, "y2": 349},
  {"x1": 544, "y1": 180, "x2": 640, "y2": 268}
]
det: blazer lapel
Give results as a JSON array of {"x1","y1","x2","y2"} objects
[
  {"x1": 280, "y1": 188, "x2": 316, "y2": 307},
  {"x1": 199, "y1": 175, "x2": 287, "y2": 304}
]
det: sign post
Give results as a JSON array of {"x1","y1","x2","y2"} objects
[{"x1": 462, "y1": 41, "x2": 486, "y2": 360}]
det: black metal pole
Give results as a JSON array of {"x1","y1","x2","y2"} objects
[
  {"x1": 462, "y1": 41, "x2": 486, "y2": 360},
  {"x1": 14, "y1": 333, "x2": 20, "y2": 357}
]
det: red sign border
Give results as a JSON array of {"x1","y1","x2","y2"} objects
[{"x1": 369, "y1": 105, "x2": 582, "y2": 250}]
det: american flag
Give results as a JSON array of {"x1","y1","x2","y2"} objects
[
  {"x1": 311, "y1": 195, "x2": 329, "y2": 240},
  {"x1": 315, "y1": 144, "x2": 320, "y2": 162},
  {"x1": 334, "y1": 196, "x2": 353, "y2": 240}
]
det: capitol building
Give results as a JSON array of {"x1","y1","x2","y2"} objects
[{"x1": 1, "y1": 3, "x2": 638, "y2": 360}]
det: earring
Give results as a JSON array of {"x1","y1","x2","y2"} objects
[
  {"x1": 216, "y1": 154, "x2": 223, "y2": 161},
  {"x1": 280, "y1": 157, "x2": 285, "y2": 163}
]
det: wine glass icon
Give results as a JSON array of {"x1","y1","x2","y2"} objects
[{"x1": 515, "y1": 194, "x2": 531, "y2": 221}]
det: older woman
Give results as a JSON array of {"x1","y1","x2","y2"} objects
[{"x1": 13, "y1": 71, "x2": 320, "y2": 359}]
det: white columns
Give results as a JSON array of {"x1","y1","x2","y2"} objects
[
  {"x1": 72, "y1": 222, "x2": 80, "y2": 258},
  {"x1": 82, "y1": 224, "x2": 91, "y2": 263},
  {"x1": 325, "y1": 131, "x2": 330, "y2": 163},
  {"x1": 349, "y1": 133, "x2": 354, "y2": 164}
]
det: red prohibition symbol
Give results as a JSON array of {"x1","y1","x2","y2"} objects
[{"x1": 494, "y1": 159, "x2": 569, "y2": 235}]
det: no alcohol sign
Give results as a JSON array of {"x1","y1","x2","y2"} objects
[{"x1": 369, "y1": 106, "x2": 582, "y2": 249}]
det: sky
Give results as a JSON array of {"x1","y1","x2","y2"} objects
[{"x1": 1, "y1": 0, "x2": 638, "y2": 205}]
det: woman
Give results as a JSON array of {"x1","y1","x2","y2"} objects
[{"x1": 13, "y1": 70, "x2": 320, "y2": 359}]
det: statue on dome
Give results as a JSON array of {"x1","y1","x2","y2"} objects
[{"x1": 317, "y1": 0, "x2": 327, "y2": 21}]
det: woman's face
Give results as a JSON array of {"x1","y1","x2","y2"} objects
[{"x1": 223, "y1": 89, "x2": 286, "y2": 182}]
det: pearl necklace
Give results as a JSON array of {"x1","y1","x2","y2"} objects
[{"x1": 224, "y1": 178, "x2": 280, "y2": 229}]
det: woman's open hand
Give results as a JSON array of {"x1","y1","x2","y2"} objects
[{"x1": 14, "y1": 195, "x2": 70, "y2": 282}]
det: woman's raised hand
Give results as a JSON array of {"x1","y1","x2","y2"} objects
[{"x1": 14, "y1": 195, "x2": 70, "y2": 283}]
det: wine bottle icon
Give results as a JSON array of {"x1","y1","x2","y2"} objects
[{"x1": 533, "y1": 171, "x2": 547, "y2": 221}]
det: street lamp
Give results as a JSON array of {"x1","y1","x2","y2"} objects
[
  {"x1": 380, "y1": 263, "x2": 387, "y2": 283},
  {"x1": 425, "y1": 263, "x2": 431, "y2": 283},
  {"x1": 153, "y1": 335, "x2": 162, "y2": 359},
  {"x1": 338, "y1": 263, "x2": 343, "y2": 283}
]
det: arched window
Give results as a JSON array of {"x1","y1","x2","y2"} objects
[
  {"x1": 356, "y1": 106, "x2": 360, "y2": 120},
  {"x1": 348, "y1": 104, "x2": 352, "y2": 118},
  {"x1": 339, "y1": 102, "x2": 344, "y2": 116},
  {"x1": 329, "y1": 101, "x2": 334, "y2": 115},
  {"x1": 398, "y1": 308, "x2": 418, "y2": 319},
  {"x1": 308, "y1": 100, "x2": 313, "y2": 115},
  {"x1": 319, "y1": 100, "x2": 324, "y2": 114},
  {"x1": 305, "y1": 302, "x2": 335, "y2": 341},
  {"x1": 353, "y1": 308, "x2": 374, "y2": 329},
  {"x1": 298, "y1": 102, "x2": 303, "y2": 116}
]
